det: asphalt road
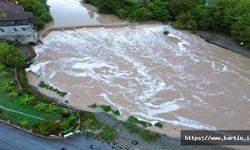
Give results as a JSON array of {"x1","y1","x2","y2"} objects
[{"x1": 0, "y1": 122, "x2": 113, "y2": 150}]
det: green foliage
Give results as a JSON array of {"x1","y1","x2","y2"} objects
[
  {"x1": 19, "y1": 119, "x2": 29, "y2": 127},
  {"x1": 85, "y1": 0, "x2": 250, "y2": 49},
  {"x1": 19, "y1": 94, "x2": 34, "y2": 105},
  {"x1": 123, "y1": 121, "x2": 161, "y2": 141},
  {"x1": 61, "y1": 108, "x2": 71, "y2": 118},
  {"x1": 129, "y1": 7, "x2": 152, "y2": 21},
  {"x1": 58, "y1": 115, "x2": 77, "y2": 134},
  {"x1": 81, "y1": 112, "x2": 102, "y2": 130},
  {"x1": 33, "y1": 103, "x2": 47, "y2": 111},
  {"x1": 90, "y1": 103, "x2": 121, "y2": 116},
  {"x1": 127, "y1": 116, "x2": 152, "y2": 128},
  {"x1": 112, "y1": 110, "x2": 120, "y2": 116},
  {"x1": 17, "y1": 0, "x2": 52, "y2": 29},
  {"x1": 39, "y1": 81, "x2": 68, "y2": 97},
  {"x1": 0, "y1": 43, "x2": 25, "y2": 69},
  {"x1": 46, "y1": 104, "x2": 58, "y2": 113},
  {"x1": 138, "y1": 129, "x2": 161, "y2": 141},
  {"x1": 154, "y1": 122, "x2": 163, "y2": 128},
  {"x1": 2, "y1": 80, "x2": 14, "y2": 92},
  {"x1": 99, "y1": 127, "x2": 116, "y2": 141},
  {"x1": 148, "y1": 0, "x2": 171, "y2": 21},
  {"x1": 123, "y1": 122, "x2": 140, "y2": 133},
  {"x1": 8, "y1": 91, "x2": 18, "y2": 98},
  {"x1": 100, "y1": 105, "x2": 112, "y2": 112},
  {"x1": 33, "y1": 121, "x2": 57, "y2": 136}
]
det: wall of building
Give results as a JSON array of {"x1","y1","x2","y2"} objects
[{"x1": 0, "y1": 24, "x2": 38, "y2": 44}]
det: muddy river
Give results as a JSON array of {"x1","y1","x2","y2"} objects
[{"x1": 27, "y1": 0, "x2": 250, "y2": 136}]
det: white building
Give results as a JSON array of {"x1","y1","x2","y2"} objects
[{"x1": 0, "y1": 0, "x2": 38, "y2": 44}]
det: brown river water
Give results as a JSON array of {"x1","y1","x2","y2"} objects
[{"x1": 26, "y1": 0, "x2": 250, "y2": 136}]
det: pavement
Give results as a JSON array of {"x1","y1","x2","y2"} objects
[{"x1": 0, "y1": 122, "x2": 113, "y2": 150}]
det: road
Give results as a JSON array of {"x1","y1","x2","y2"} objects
[{"x1": 0, "y1": 122, "x2": 113, "y2": 150}]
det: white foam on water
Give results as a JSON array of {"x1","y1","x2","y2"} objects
[{"x1": 27, "y1": 24, "x2": 250, "y2": 130}]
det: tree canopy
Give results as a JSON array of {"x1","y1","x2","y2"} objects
[
  {"x1": 85, "y1": 0, "x2": 250, "y2": 49},
  {"x1": 0, "y1": 43, "x2": 25, "y2": 69}
]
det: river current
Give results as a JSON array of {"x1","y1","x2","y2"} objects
[{"x1": 26, "y1": 0, "x2": 250, "y2": 135}]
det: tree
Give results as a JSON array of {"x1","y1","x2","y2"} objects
[
  {"x1": 0, "y1": 43, "x2": 25, "y2": 69},
  {"x1": 129, "y1": 7, "x2": 152, "y2": 21},
  {"x1": 169, "y1": 0, "x2": 204, "y2": 18},
  {"x1": 231, "y1": 13, "x2": 250, "y2": 49},
  {"x1": 148, "y1": 0, "x2": 171, "y2": 22}
]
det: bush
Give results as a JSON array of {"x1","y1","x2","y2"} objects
[
  {"x1": 100, "y1": 105, "x2": 112, "y2": 112},
  {"x1": 61, "y1": 108, "x2": 71, "y2": 118},
  {"x1": 99, "y1": 127, "x2": 116, "y2": 141},
  {"x1": 123, "y1": 122, "x2": 161, "y2": 141},
  {"x1": 58, "y1": 115, "x2": 77, "y2": 134},
  {"x1": 19, "y1": 119, "x2": 29, "y2": 127},
  {"x1": 139, "y1": 130, "x2": 161, "y2": 141},
  {"x1": 33, "y1": 103, "x2": 47, "y2": 111},
  {"x1": 154, "y1": 122, "x2": 163, "y2": 128},
  {"x1": 127, "y1": 116, "x2": 152, "y2": 128},
  {"x1": 81, "y1": 112, "x2": 102, "y2": 130},
  {"x1": 33, "y1": 121, "x2": 57, "y2": 136}
]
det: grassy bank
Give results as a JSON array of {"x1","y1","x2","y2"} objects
[{"x1": 0, "y1": 65, "x2": 75, "y2": 136}]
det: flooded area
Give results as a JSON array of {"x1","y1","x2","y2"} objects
[
  {"x1": 47, "y1": 0, "x2": 126, "y2": 27},
  {"x1": 27, "y1": 0, "x2": 250, "y2": 136}
]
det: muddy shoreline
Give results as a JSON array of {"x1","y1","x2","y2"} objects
[{"x1": 196, "y1": 31, "x2": 250, "y2": 58}]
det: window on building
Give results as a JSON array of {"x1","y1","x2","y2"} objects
[
  {"x1": 0, "y1": 28, "x2": 4, "y2": 32},
  {"x1": 13, "y1": 28, "x2": 18, "y2": 32}
]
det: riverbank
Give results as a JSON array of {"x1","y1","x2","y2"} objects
[{"x1": 196, "y1": 31, "x2": 250, "y2": 59}]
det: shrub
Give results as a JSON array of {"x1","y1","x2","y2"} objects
[
  {"x1": 19, "y1": 119, "x2": 29, "y2": 127},
  {"x1": 112, "y1": 110, "x2": 120, "y2": 116},
  {"x1": 8, "y1": 91, "x2": 18, "y2": 98},
  {"x1": 99, "y1": 127, "x2": 116, "y2": 141},
  {"x1": 61, "y1": 108, "x2": 71, "y2": 118},
  {"x1": 100, "y1": 105, "x2": 112, "y2": 112},
  {"x1": 33, "y1": 103, "x2": 47, "y2": 111},
  {"x1": 139, "y1": 130, "x2": 161, "y2": 141},
  {"x1": 154, "y1": 122, "x2": 163, "y2": 128},
  {"x1": 127, "y1": 116, "x2": 152, "y2": 128},
  {"x1": 81, "y1": 112, "x2": 102, "y2": 130},
  {"x1": 33, "y1": 121, "x2": 57, "y2": 136}
]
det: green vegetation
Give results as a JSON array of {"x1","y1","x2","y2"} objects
[
  {"x1": 99, "y1": 127, "x2": 116, "y2": 141},
  {"x1": 154, "y1": 122, "x2": 163, "y2": 128},
  {"x1": 127, "y1": 116, "x2": 152, "y2": 128},
  {"x1": 90, "y1": 103, "x2": 121, "y2": 116},
  {"x1": 39, "y1": 81, "x2": 68, "y2": 97},
  {"x1": 123, "y1": 122, "x2": 161, "y2": 141},
  {"x1": 0, "y1": 43, "x2": 78, "y2": 136},
  {"x1": 80, "y1": 112, "x2": 117, "y2": 142},
  {"x1": 85, "y1": 0, "x2": 250, "y2": 49},
  {"x1": 80, "y1": 112, "x2": 102, "y2": 131},
  {"x1": 17, "y1": 0, "x2": 52, "y2": 29}
]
